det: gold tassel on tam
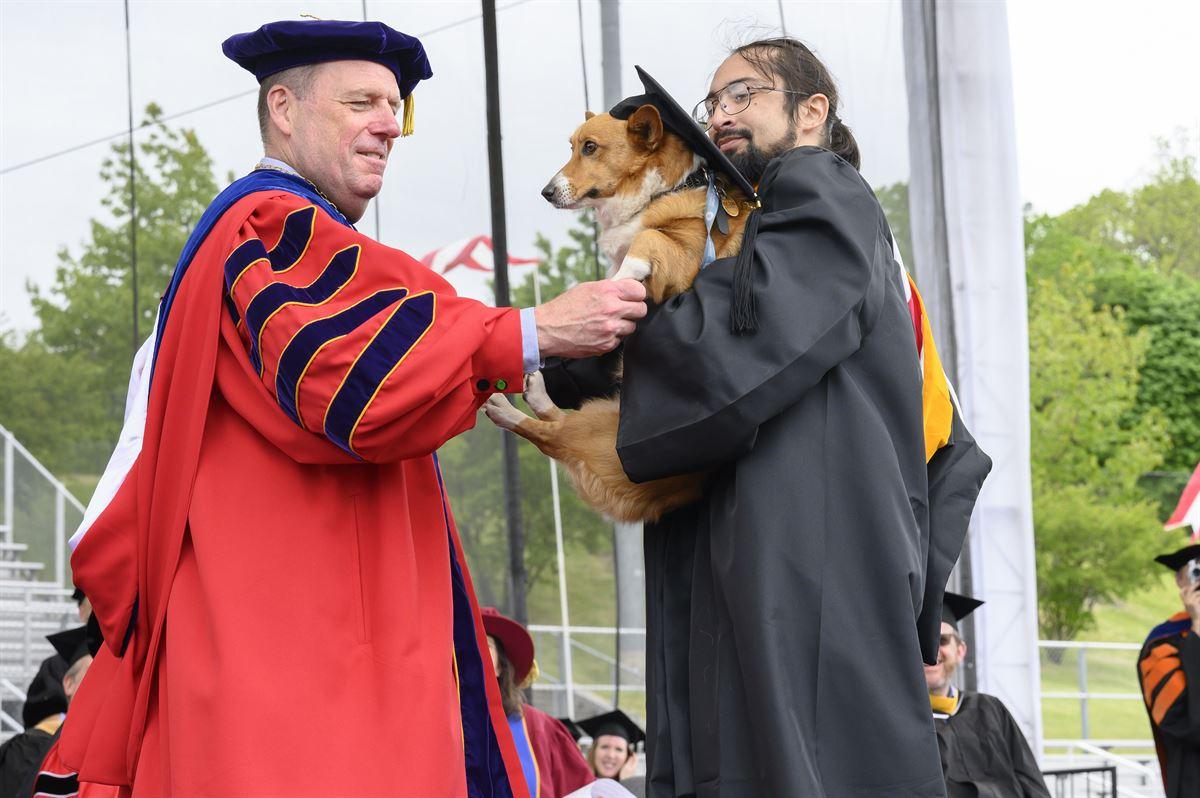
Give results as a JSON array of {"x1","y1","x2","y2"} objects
[
  {"x1": 518, "y1": 659, "x2": 540, "y2": 689},
  {"x1": 401, "y1": 93, "x2": 415, "y2": 137}
]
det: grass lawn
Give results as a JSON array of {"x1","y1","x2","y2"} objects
[{"x1": 1041, "y1": 572, "x2": 1184, "y2": 748}]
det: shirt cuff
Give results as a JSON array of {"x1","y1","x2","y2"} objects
[{"x1": 519, "y1": 307, "x2": 542, "y2": 374}]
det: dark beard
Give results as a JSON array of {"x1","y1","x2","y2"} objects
[{"x1": 723, "y1": 124, "x2": 798, "y2": 184}]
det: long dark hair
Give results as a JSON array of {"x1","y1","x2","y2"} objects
[
  {"x1": 493, "y1": 638, "x2": 525, "y2": 718},
  {"x1": 732, "y1": 37, "x2": 861, "y2": 170}
]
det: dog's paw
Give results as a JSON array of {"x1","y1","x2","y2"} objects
[
  {"x1": 612, "y1": 255, "x2": 651, "y2": 283},
  {"x1": 483, "y1": 394, "x2": 528, "y2": 431},
  {"x1": 523, "y1": 371, "x2": 558, "y2": 418}
]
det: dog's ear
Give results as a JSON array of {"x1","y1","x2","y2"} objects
[
  {"x1": 585, "y1": 110, "x2": 596, "y2": 120},
  {"x1": 626, "y1": 104, "x2": 663, "y2": 150}
]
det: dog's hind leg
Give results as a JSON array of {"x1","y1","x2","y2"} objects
[
  {"x1": 522, "y1": 371, "x2": 564, "y2": 422},
  {"x1": 482, "y1": 394, "x2": 529, "y2": 432},
  {"x1": 483, "y1": 393, "x2": 574, "y2": 462}
]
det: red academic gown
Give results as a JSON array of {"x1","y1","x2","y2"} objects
[
  {"x1": 520, "y1": 706, "x2": 594, "y2": 797},
  {"x1": 61, "y1": 185, "x2": 530, "y2": 797}
]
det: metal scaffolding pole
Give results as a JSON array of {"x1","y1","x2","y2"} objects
[
  {"x1": 481, "y1": 0, "x2": 528, "y2": 624},
  {"x1": 599, "y1": 0, "x2": 644, "y2": 708}
]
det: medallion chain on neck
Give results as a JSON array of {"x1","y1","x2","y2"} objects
[{"x1": 254, "y1": 161, "x2": 347, "y2": 221}]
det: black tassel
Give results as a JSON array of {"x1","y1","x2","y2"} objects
[{"x1": 730, "y1": 208, "x2": 762, "y2": 334}]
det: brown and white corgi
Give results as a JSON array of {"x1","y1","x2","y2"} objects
[{"x1": 484, "y1": 104, "x2": 753, "y2": 522}]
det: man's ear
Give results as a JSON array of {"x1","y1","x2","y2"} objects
[
  {"x1": 585, "y1": 110, "x2": 595, "y2": 121},
  {"x1": 798, "y1": 93, "x2": 830, "y2": 137},
  {"x1": 626, "y1": 104, "x2": 663, "y2": 150},
  {"x1": 266, "y1": 84, "x2": 296, "y2": 138}
]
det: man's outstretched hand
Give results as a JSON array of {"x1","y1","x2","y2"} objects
[{"x1": 535, "y1": 279, "x2": 647, "y2": 359}]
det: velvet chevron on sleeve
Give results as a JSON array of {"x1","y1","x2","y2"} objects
[{"x1": 223, "y1": 192, "x2": 523, "y2": 461}]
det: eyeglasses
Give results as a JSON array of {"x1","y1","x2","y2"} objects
[
  {"x1": 939, "y1": 633, "x2": 960, "y2": 647},
  {"x1": 692, "y1": 80, "x2": 810, "y2": 129}
]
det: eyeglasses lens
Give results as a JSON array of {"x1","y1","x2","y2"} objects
[{"x1": 693, "y1": 82, "x2": 753, "y2": 127}]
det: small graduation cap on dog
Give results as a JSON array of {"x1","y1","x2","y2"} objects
[
  {"x1": 577, "y1": 708, "x2": 646, "y2": 748},
  {"x1": 609, "y1": 66, "x2": 764, "y2": 334},
  {"x1": 941, "y1": 592, "x2": 984, "y2": 631},
  {"x1": 222, "y1": 18, "x2": 432, "y2": 136}
]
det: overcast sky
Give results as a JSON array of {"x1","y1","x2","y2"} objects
[{"x1": 1, "y1": 0, "x2": 1197, "y2": 331}]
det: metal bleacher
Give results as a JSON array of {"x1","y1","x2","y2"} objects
[{"x1": 0, "y1": 424, "x2": 84, "y2": 740}]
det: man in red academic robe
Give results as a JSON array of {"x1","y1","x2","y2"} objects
[{"x1": 59, "y1": 19, "x2": 646, "y2": 797}]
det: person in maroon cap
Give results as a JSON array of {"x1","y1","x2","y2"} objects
[{"x1": 482, "y1": 607, "x2": 595, "y2": 797}]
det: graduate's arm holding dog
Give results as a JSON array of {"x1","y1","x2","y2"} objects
[{"x1": 616, "y1": 146, "x2": 886, "y2": 480}]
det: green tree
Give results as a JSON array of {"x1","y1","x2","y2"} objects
[
  {"x1": 1087, "y1": 262, "x2": 1200, "y2": 479},
  {"x1": 2, "y1": 104, "x2": 220, "y2": 475},
  {"x1": 874, "y1": 181, "x2": 913, "y2": 271},
  {"x1": 0, "y1": 334, "x2": 111, "y2": 475},
  {"x1": 1055, "y1": 136, "x2": 1199, "y2": 278},
  {"x1": 1026, "y1": 241, "x2": 1169, "y2": 640},
  {"x1": 1024, "y1": 141, "x2": 1200, "y2": 519}
]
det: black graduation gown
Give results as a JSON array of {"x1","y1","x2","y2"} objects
[
  {"x1": 612, "y1": 147, "x2": 990, "y2": 798},
  {"x1": 21, "y1": 654, "x2": 69, "y2": 728},
  {"x1": 934, "y1": 692, "x2": 1049, "y2": 797},
  {"x1": 0, "y1": 727, "x2": 54, "y2": 797},
  {"x1": 1138, "y1": 623, "x2": 1200, "y2": 798}
]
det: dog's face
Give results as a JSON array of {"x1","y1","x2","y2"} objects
[{"x1": 542, "y1": 105, "x2": 691, "y2": 210}]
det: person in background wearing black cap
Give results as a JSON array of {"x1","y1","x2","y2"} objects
[
  {"x1": 15, "y1": 618, "x2": 117, "y2": 798},
  {"x1": 15, "y1": 586, "x2": 93, "y2": 751},
  {"x1": 1137, "y1": 534, "x2": 1200, "y2": 798},
  {"x1": 481, "y1": 608, "x2": 595, "y2": 797},
  {"x1": 0, "y1": 627, "x2": 92, "y2": 796},
  {"x1": 926, "y1": 593, "x2": 1048, "y2": 797},
  {"x1": 542, "y1": 39, "x2": 991, "y2": 798},
  {"x1": 61, "y1": 17, "x2": 646, "y2": 797},
  {"x1": 579, "y1": 710, "x2": 645, "y2": 789}
]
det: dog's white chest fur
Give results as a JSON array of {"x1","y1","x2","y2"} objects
[{"x1": 592, "y1": 169, "x2": 669, "y2": 270}]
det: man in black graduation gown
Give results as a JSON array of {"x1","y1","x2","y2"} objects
[
  {"x1": 1137, "y1": 538, "x2": 1200, "y2": 798},
  {"x1": 542, "y1": 41, "x2": 991, "y2": 798},
  {"x1": 927, "y1": 593, "x2": 1048, "y2": 797},
  {"x1": 0, "y1": 627, "x2": 91, "y2": 796}
]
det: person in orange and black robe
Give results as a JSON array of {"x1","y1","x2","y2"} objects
[{"x1": 1138, "y1": 541, "x2": 1200, "y2": 798}]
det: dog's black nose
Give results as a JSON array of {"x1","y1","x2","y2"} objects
[{"x1": 541, "y1": 184, "x2": 556, "y2": 201}]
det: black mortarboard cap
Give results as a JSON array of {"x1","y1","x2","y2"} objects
[
  {"x1": 1154, "y1": 542, "x2": 1200, "y2": 572},
  {"x1": 21, "y1": 658, "x2": 67, "y2": 727},
  {"x1": 578, "y1": 709, "x2": 646, "y2": 746},
  {"x1": 609, "y1": 67, "x2": 764, "y2": 334},
  {"x1": 609, "y1": 66, "x2": 757, "y2": 203},
  {"x1": 47, "y1": 625, "x2": 90, "y2": 667},
  {"x1": 558, "y1": 716, "x2": 585, "y2": 743},
  {"x1": 222, "y1": 20, "x2": 432, "y2": 99},
  {"x1": 941, "y1": 592, "x2": 984, "y2": 628}
]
